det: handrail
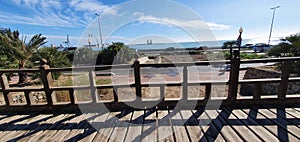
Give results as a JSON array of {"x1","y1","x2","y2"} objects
[
  {"x1": 0, "y1": 68, "x2": 39, "y2": 73},
  {"x1": 240, "y1": 56, "x2": 300, "y2": 63},
  {"x1": 1, "y1": 55, "x2": 300, "y2": 111}
]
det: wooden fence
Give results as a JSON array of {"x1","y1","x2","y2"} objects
[{"x1": 1, "y1": 53, "x2": 300, "y2": 112}]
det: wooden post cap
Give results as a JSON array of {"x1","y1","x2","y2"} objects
[{"x1": 40, "y1": 58, "x2": 48, "y2": 65}]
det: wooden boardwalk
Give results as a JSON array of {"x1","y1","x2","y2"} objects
[{"x1": 0, "y1": 105, "x2": 299, "y2": 142}]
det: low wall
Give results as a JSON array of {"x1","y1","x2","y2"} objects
[{"x1": 240, "y1": 67, "x2": 300, "y2": 95}]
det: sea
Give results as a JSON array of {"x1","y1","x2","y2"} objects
[
  {"x1": 58, "y1": 39, "x2": 281, "y2": 51},
  {"x1": 128, "y1": 39, "x2": 281, "y2": 50},
  {"x1": 128, "y1": 41, "x2": 223, "y2": 50}
]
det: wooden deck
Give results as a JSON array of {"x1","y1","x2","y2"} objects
[{"x1": 0, "y1": 105, "x2": 299, "y2": 141}]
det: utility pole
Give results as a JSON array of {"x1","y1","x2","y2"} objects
[
  {"x1": 268, "y1": 6, "x2": 280, "y2": 45},
  {"x1": 95, "y1": 13, "x2": 103, "y2": 50}
]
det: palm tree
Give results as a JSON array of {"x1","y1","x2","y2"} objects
[
  {"x1": 222, "y1": 40, "x2": 236, "y2": 49},
  {"x1": 0, "y1": 29, "x2": 47, "y2": 84},
  {"x1": 268, "y1": 33, "x2": 300, "y2": 75},
  {"x1": 31, "y1": 47, "x2": 71, "y2": 79}
]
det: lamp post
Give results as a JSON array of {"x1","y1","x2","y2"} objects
[
  {"x1": 236, "y1": 27, "x2": 243, "y2": 56},
  {"x1": 268, "y1": 6, "x2": 280, "y2": 45},
  {"x1": 88, "y1": 34, "x2": 92, "y2": 49},
  {"x1": 95, "y1": 13, "x2": 103, "y2": 50}
]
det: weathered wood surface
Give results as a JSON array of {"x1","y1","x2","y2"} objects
[{"x1": 0, "y1": 105, "x2": 299, "y2": 141}]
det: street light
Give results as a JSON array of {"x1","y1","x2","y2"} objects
[
  {"x1": 236, "y1": 26, "x2": 243, "y2": 56},
  {"x1": 268, "y1": 6, "x2": 280, "y2": 45},
  {"x1": 88, "y1": 34, "x2": 92, "y2": 49},
  {"x1": 95, "y1": 13, "x2": 103, "y2": 50}
]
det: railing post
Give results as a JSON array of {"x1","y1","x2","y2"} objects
[
  {"x1": 133, "y1": 60, "x2": 142, "y2": 101},
  {"x1": 253, "y1": 83, "x2": 262, "y2": 99},
  {"x1": 24, "y1": 91, "x2": 31, "y2": 106},
  {"x1": 182, "y1": 65, "x2": 188, "y2": 101},
  {"x1": 69, "y1": 89, "x2": 75, "y2": 104},
  {"x1": 0, "y1": 73, "x2": 10, "y2": 106},
  {"x1": 228, "y1": 50, "x2": 240, "y2": 103},
  {"x1": 205, "y1": 83, "x2": 212, "y2": 100},
  {"x1": 113, "y1": 87, "x2": 119, "y2": 102},
  {"x1": 278, "y1": 60, "x2": 291, "y2": 99},
  {"x1": 39, "y1": 59, "x2": 54, "y2": 105},
  {"x1": 88, "y1": 70, "x2": 97, "y2": 103},
  {"x1": 160, "y1": 85, "x2": 165, "y2": 101}
]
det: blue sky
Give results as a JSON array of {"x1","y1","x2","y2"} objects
[{"x1": 0, "y1": 0, "x2": 299, "y2": 47}]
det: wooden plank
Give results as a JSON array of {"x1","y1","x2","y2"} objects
[
  {"x1": 92, "y1": 112, "x2": 119, "y2": 141},
  {"x1": 15, "y1": 114, "x2": 51, "y2": 125},
  {"x1": 256, "y1": 108, "x2": 300, "y2": 141},
  {"x1": 0, "y1": 114, "x2": 34, "y2": 141},
  {"x1": 8, "y1": 115, "x2": 60, "y2": 141},
  {"x1": 23, "y1": 113, "x2": 75, "y2": 141},
  {"x1": 0, "y1": 115, "x2": 29, "y2": 124},
  {"x1": 157, "y1": 110, "x2": 174, "y2": 142},
  {"x1": 0, "y1": 115, "x2": 21, "y2": 131},
  {"x1": 181, "y1": 110, "x2": 206, "y2": 141},
  {"x1": 0, "y1": 115, "x2": 9, "y2": 120},
  {"x1": 108, "y1": 111, "x2": 133, "y2": 142},
  {"x1": 0, "y1": 125, "x2": 32, "y2": 141},
  {"x1": 43, "y1": 114, "x2": 82, "y2": 141},
  {"x1": 169, "y1": 110, "x2": 189, "y2": 142},
  {"x1": 194, "y1": 109, "x2": 225, "y2": 142},
  {"x1": 284, "y1": 107, "x2": 300, "y2": 119},
  {"x1": 22, "y1": 114, "x2": 66, "y2": 141},
  {"x1": 142, "y1": 109, "x2": 157, "y2": 142},
  {"x1": 62, "y1": 113, "x2": 98, "y2": 141},
  {"x1": 32, "y1": 113, "x2": 77, "y2": 141},
  {"x1": 204, "y1": 110, "x2": 243, "y2": 142},
  {"x1": 293, "y1": 107, "x2": 300, "y2": 112},
  {"x1": 124, "y1": 111, "x2": 143, "y2": 142},
  {"x1": 10, "y1": 114, "x2": 54, "y2": 141},
  {"x1": 231, "y1": 108, "x2": 280, "y2": 141},
  {"x1": 220, "y1": 107, "x2": 262, "y2": 141},
  {"x1": 268, "y1": 107, "x2": 300, "y2": 125},
  {"x1": 77, "y1": 111, "x2": 110, "y2": 142}
]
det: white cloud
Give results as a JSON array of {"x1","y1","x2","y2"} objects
[
  {"x1": 206, "y1": 22, "x2": 231, "y2": 31},
  {"x1": 1, "y1": 0, "x2": 117, "y2": 27},
  {"x1": 133, "y1": 12, "x2": 230, "y2": 31},
  {"x1": 71, "y1": 1, "x2": 109, "y2": 12}
]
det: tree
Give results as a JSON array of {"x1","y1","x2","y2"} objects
[
  {"x1": 222, "y1": 40, "x2": 236, "y2": 49},
  {"x1": 268, "y1": 33, "x2": 300, "y2": 75},
  {"x1": 98, "y1": 42, "x2": 134, "y2": 65},
  {"x1": 73, "y1": 47, "x2": 96, "y2": 66},
  {"x1": 268, "y1": 33, "x2": 300, "y2": 57},
  {"x1": 30, "y1": 47, "x2": 71, "y2": 79},
  {"x1": 0, "y1": 29, "x2": 47, "y2": 84}
]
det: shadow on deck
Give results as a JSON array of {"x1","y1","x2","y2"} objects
[{"x1": 0, "y1": 104, "x2": 299, "y2": 141}]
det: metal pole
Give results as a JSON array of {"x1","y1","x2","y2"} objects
[
  {"x1": 268, "y1": 6, "x2": 280, "y2": 45},
  {"x1": 95, "y1": 13, "x2": 103, "y2": 50}
]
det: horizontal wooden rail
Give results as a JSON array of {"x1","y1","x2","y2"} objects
[{"x1": 0, "y1": 69, "x2": 39, "y2": 73}]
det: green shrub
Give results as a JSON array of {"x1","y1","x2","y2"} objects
[{"x1": 30, "y1": 47, "x2": 71, "y2": 80}]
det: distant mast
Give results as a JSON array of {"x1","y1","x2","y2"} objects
[
  {"x1": 147, "y1": 39, "x2": 152, "y2": 45},
  {"x1": 63, "y1": 35, "x2": 70, "y2": 48}
]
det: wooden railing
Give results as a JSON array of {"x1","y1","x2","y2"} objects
[{"x1": 1, "y1": 53, "x2": 300, "y2": 112}]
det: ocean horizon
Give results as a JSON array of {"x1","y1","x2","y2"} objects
[
  {"x1": 128, "y1": 39, "x2": 281, "y2": 50},
  {"x1": 58, "y1": 38, "x2": 282, "y2": 51}
]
